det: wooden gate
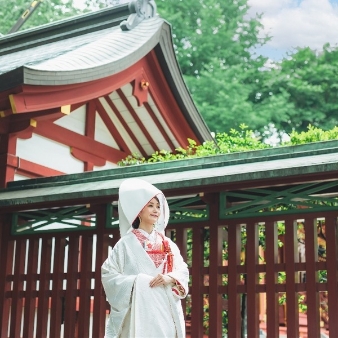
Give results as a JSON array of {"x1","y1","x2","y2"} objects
[{"x1": 1, "y1": 180, "x2": 338, "y2": 337}]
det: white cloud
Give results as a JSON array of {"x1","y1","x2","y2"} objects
[{"x1": 248, "y1": 0, "x2": 338, "y2": 58}]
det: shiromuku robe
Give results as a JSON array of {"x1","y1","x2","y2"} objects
[{"x1": 101, "y1": 231, "x2": 189, "y2": 338}]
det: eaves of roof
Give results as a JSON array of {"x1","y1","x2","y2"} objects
[{"x1": 1, "y1": 140, "x2": 337, "y2": 209}]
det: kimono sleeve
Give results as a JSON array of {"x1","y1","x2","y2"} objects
[{"x1": 167, "y1": 240, "x2": 189, "y2": 299}]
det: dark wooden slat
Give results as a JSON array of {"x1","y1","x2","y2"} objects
[
  {"x1": 9, "y1": 238, "x2": 26, "y2": 338},
  {"x1": 325, "y1": 216, "x2": 338, "y2": 337},
  {"x1": 246, "y1": 222, "x2": 259, "y2": 338},
  {"x1": 77, "y1": 234, "x2": 93, "y2": 338},
  {"x1": 22, "y1": 238, "x2": 39, "y2": 338},
  {"x1": 208, "y1": 194, "x2": 223, "y2": 338},
  {"x1": 63, "y1": 235, "x2": 80, "y2": 337},
  {"x1": 265, "y1": 221, "x2": 279, "y2": 338},
  {"x1": 49, "y1": 237, "x2": 66, "y2": 338},
  {"x1": 304, "y1": 217, "x2": 320, "y2": 338},
  {"x1": 227, "y1": 223, "x2": 241, "y2": 338},
  {"x1": 92, "y1": 204, "x2": 110, "y2": 337},
  {"x1": 191, "y1": 225, "x2": 204, "y2": 338},
  {"x1": 174, "y1": 226, "x2": 188, "y2": 319},
  {"x1": 0, "y1": 224, "x2": 14, "y2": 338},
  {"x1": 36, "y1": 237, "x2": 52, "y2": 338},
  {"x1": 284, "y1": 219, "x2": 299, "y2": 337}
]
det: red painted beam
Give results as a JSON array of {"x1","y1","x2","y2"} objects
[
  {"x1": 35, "y1": 121, "x2": 127, "y2": 164},
  {"x1": 117, "y1": 88, "x2": 158, "y2": 153},
  {"x1": 144, "y1": 51, "x2": 198, "y2": 146},
  {"x1": 8, "y1": 62, "x2": 143, "y2": 113},
  {"x1": 94, "y1": 98, "x2": 131, "y2": 154},
  {"x1": 71, "y1": 147, "x2": 106, "y2": 167},
  {"x1": 104, "y1": 95, "x2": 147, "y2": 158}
]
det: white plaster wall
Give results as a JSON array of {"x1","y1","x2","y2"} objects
[
  {"x1": 16, "y1": 134, "x2": 84, "y2": 173},
  {"x1": 54, "y1": 106, "x2": 86, "y2": 135}
]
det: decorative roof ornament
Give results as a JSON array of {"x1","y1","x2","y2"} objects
[{"x1": 120, "y1": 0, "x2": 157, "y2": 31}]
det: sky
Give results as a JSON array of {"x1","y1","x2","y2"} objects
[
  {"x1": 247, "y1": 0, "x2": 338, "y2": 60},
  {"x1": 78, "y1": 0, "x2": 338, "y2": 61}
]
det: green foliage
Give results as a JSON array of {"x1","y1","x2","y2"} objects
[
  {"x1": 254, "y1": 44, "x2": 338, "y2": 135},
  {"x1": 0, "y1": 0, "x2": 82, "y2": 35},
  {"x1": 284, "y1": 124, "x2": 338, "y2": 145},
  {"x1": 156, "y1": 0, "x2": 270, "y2": 133},
  {"x1": 118, "y1": 124, "x2": 270, "y2": 166}
]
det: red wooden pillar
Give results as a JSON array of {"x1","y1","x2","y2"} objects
[
  {"x1": 227, "y1": 222, "x2": 242, "y2": 338},
  {"x1": 0, "y1": 222, "x2": 15, "y2": 338},
  {"x1": 9, "y1": 237, "x2": 27, "y2": 338},
  {"x1": 326, "y1": 216, "x2": 338, "y2": 336},
  {"x1": 22, "y1": 238, "x2": 39, "y2": 338},
  {"x1": 265, "y1": 221, "x2": 279, "y2": 337},
  {"x1": 174, "y1": 226, "x2": 188, "y2": 319},
  {"x1": 304, "y1": 217, "x2": 320, "y2": 338},
  {"x1": 191, "y1": 224, "x2": 204, "y2": 338},
  {"x1": 0, "y1": 134, "x2": 16, "y2": 187},
  {"x1": 50, "y1": 237, "x2": 66, "y2": 338},
  {"x1": 284, "y1": 219, "x2": 299, "y2": 337},
  {"x1": 246, "y1": 221, "x2": 259, "y2": 338},
  {"x1": 63, "y1": 235, "x2": 80, "y2": 337},
  {"x1": 92, "y1": 203, "x2": 110, "y2": 338},
  {"x1": 208, "y1": 193, "x2": 223, "y2": 337},
  {"x1": 78, "y1": 233, "x2": 94, "y2": 338}
]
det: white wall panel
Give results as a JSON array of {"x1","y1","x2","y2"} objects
[
  {"x1": 17, "y1": 134, "x2": 84, "y2": 173},
  {"x1": 54, "y1": 105, "x2": 86, "y2": 135}
]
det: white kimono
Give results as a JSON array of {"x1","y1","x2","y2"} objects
[{"x1": 102, "y1": 231, "x2": 189, "y2": 338}]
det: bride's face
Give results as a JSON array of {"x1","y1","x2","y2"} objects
[{"x1": 139, "y1": 198, "x2": 161, "y2": 226}]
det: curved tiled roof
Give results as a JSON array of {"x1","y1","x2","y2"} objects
[{"x1": 0, "y1": 4, "x2": 212, "y2": 143}]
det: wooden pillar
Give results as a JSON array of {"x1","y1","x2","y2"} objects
[
  {"x1": 92, "y1": 203, "x2": 110, "y2": 338},
  {"x1": 284, "y1": 219, "x2": 299, "y2": 337},
  {"x1": 208, "y1": 193, "x2": 223, "y2": 337},
  {"x1": 246, "y1": 221, "x2": 259, "y2": 338},
  {"x1": 0, "y1": 134, "x2": 16, "y2": 187},
  {"x1": 22, "y1": 238, "x2": 39, "y2": 338},
  {"x1": 63, "y1": 235, "x2": 80, "y2": 337},
  {"x1": 9, "y1": 237, "x2": 27, "y2": 338},
  {"x1": 50, "y1": 237, "x2": 66, "y2": 338},
  {"x1": 304, "y1": 217, "x2": 320, "y2": 338},
  {"x1": 326, "y1": 216, "x2": 338, "y2": 336},
  {"x1": 265, "y1": 221, "x2": 279, "y2": 337},
  {"x1": 227, "y1": 222, "x2": 242, "y2": 338},
  {"x1": 77, "y1": 233, "x2": 94, "y2": 338},
  {"x1": 0, "y1": 222, "x2": 14, "y2": 338},
  {"x1": 191, "y1": 225, "x2": 204, "y2": 338}
]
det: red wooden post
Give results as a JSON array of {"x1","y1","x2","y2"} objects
[
  {"x1": 246, "y1": 221, "x2": 259, "y2": 337},
  {"x1": 265, "y1": 221, "x2": 279, "y2": 337},
  {"x1": 36, "y1": 237, "x2": 52, "y2": 337},
  {"x1": 227, "y1": 222, "x2": 242, "y2": 338},
  {"x1": 50, "y1": 237, "x2": 66, "y2": 338},
  {"x1": 63, "y1": 235, "x2": 80, "y2": 337},
  {"x1": 92, "y1": 204, "x2": 110, "y2": 338},
  {"x1": 284, "y1": 219, "x2": 299, "y2": 337},
  {"x1": 174, "y1": 226, "x2": 188, "y2": 320},
  {"x1": 77, "y1": 234, "x2": 93, "y2": 338},
  {"x1": 22, "y1": 238, "x2": 39, "y2": 338},
  {"x1": 304, "y1": 217, "x2": 320, "y2": 338},
  {"x1": 9, "y1": 237, "x2": 26, "y2": 338},
  {"x1": 208, "y1": 193, "x2": 223, "y2": 337},
  {"x1": 191, "y1": 225, "x2": 204, "y2": 338},
  {"x1": 0, "y1": 223, "x2": 14, "y2": 338},
  {"x1": 325, "y1": 216, "x2": 338, "y2": 336}
]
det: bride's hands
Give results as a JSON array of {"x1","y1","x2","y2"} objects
[{"x1": 149, "y1": 274, "x2": 175, "y2": 287}]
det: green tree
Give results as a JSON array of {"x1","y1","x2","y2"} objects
[
  {"x1": 156, "y1": 0, "x2": 270, "y2": 133},
  {"x1": 254, "y1": 44, "x2": 338, "y2": 134},
  {"x1": 0, "y1": 0, "x2": 82, "y2": 35}
]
